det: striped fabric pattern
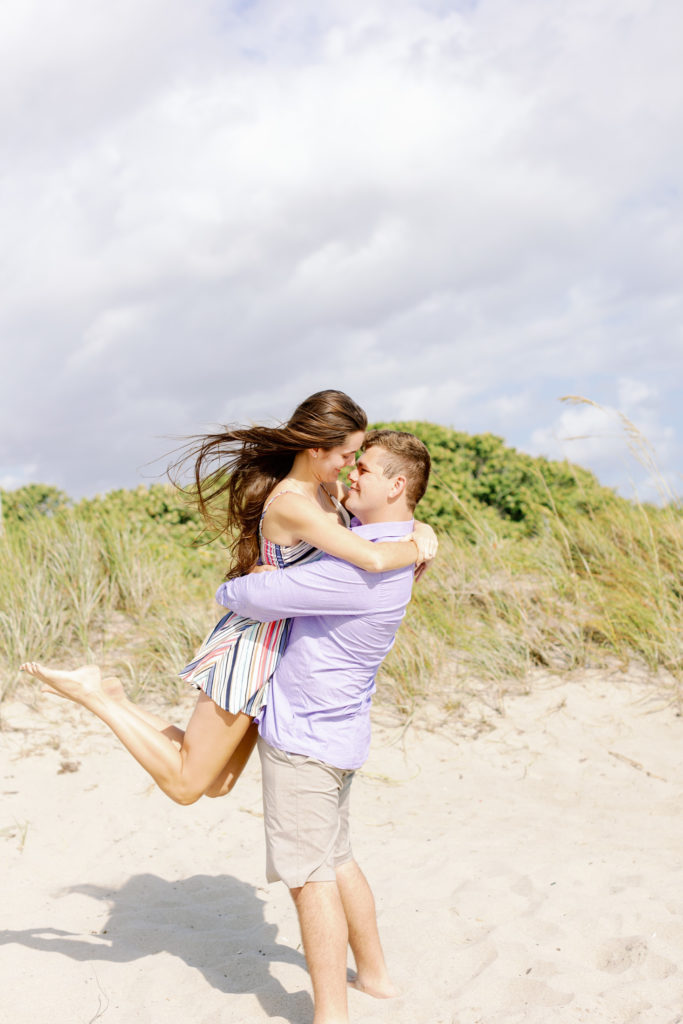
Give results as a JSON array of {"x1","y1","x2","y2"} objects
[
  {"x1": 179, "y1": 486, "x2": 348, "y2": 716},
  {"x1": 260, "y1": 535, "x2": 322, "y2": 569},
  {"x1": 178, "y1": 612, "x2": 292, "y2": 716}
]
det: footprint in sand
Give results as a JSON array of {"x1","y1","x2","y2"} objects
[
  {"x1": 645, "y1": 952, "x2": 678, "y2": 980},
  {"x1": 596, "y1": 936, "x2": 648, "y2": 973}
]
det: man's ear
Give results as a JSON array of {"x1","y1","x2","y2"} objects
[{"x1": 388, "y1": 474, "x2": 407, "y2": 499}]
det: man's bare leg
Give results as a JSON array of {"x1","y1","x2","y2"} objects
[
  {"x1": 291, "y1": 880, "x2": 349, "y2": 1024},
  {"x1": 20, "y1": 663, "x2": 254, "y2": 804},
  {"x1": 336, "y1": 859, "x2": 399, "y2": 998}
]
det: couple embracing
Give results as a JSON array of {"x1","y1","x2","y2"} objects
[{"x1": 22, "y1": 389, "x2": 435, "y2": 1024}]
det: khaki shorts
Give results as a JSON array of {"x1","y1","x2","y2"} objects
[{"x1": 258, "y1": 736, "x2": 355, "y2": 889}]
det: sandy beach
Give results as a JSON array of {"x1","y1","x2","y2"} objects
[{"x1": 1, "y1": 669, "x2": 682, "y2": 1024}]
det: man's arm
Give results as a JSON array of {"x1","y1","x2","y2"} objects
[{"x1": 217, "y1": 554, "x2": 386, "y2": 622}]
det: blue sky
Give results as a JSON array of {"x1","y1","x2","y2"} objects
[{"x1": 1, "y1": 0, "x2": 681, "y2": 501}]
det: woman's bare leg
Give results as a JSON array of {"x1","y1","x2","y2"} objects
[
  {"x1": 204, "y1": 725, "x2": 258, "y2": 797},
  {"x1": 98, "y1": 675, "x2": 256, "y2": 791},
  {"x1": 20, "y1": 662, "x2": 255, "y2": 804},
  {"x1": 101, "y1": 676, "x2": 185, "y2": 748},
  {"x1": 91, "y1": 675, "x2": 254, "y2": 791}
]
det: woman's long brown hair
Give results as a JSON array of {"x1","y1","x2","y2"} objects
[{"x1": 172, "y1": 390, "x2": 367, "y2": 578}]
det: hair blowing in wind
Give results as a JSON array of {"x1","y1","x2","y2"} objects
[{"x1": 171, "y1": 390, "x2": 368, "y2": 579}]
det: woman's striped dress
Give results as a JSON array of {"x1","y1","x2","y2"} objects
[{"x1": 179, "y1": 489, "x2": 351, "y2": 716}]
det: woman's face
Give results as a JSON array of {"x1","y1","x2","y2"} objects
[{"x1": 313, "y1": 431, "x2": 365, "y2": 483}]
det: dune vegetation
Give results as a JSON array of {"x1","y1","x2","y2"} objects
[{"x1": 1, "y1": 421, "x2": 681, "y2": 714}]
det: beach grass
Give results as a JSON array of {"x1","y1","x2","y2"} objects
[
  {"x1": 1, "y1": 423, "x2": 681, "y2": 713},
  {"x1": 0, "y1": 496, "x2": 219, "y2": 704}
]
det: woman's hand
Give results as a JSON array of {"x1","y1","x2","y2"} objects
[
  {"x1": 409, "y1": 520, "x2": 438, "y2": 580},
  {"x1": 247, "y1": 563, "x2": 278, "y2": 575},
  {"x1": 411, "y1": 520, "x2": 438, "y2": 561}
]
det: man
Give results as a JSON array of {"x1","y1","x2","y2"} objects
[{"x1": 218, "y1": 429, "x2": 432, "y2": 1024}]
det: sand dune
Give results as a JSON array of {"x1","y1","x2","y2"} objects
[{"x1": 1, "y1": 669, "x2": 682, "y2": 1023}]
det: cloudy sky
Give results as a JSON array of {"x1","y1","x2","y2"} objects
[{"x1": 1, "y1": 0, "x2": 681, "y2": 501}]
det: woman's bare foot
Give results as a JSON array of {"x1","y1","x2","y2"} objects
[
  {"x1": 19, "y1": 663, "x2": 105, "y2": 706},
  {"x1": 348, "y1": 972, "x2": 401, "y2": 999}
]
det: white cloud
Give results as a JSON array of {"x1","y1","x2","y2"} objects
[
  {"x1": 389, "y1": 379, "x2": 474, "y2": 423},
  {"x1": 1, "y1": 0, "x2": 682, "y2": 495},
  {"x1": 0, "y1": 466, "x2": 38, "y2": 491},
  {"x1": 528, "y1": 384, "x2": 677, "y2": 499},
  {"x1": 617, "y1": 377, "x2": 658, "y2": 410},
  {"x1": 486, "y1": 392, "x2": 532, "y2": 426},
  {"x1": 530, "y1": 402, "x2": 629, "y2": 465}
]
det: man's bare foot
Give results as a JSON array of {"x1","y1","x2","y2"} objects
[
  {"x1": 19, "y1": 663, "x2": 105, "y2": 705},
  {"x1": 348, "y1": 972, "x2": 401, "y2": 999}
]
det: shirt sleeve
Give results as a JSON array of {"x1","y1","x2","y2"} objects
[{"x1": 217, "y1": 554, "x2": 388, "y2": 621}]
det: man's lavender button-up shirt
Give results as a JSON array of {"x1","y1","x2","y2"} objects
[{"x1": 216, "y1": 519, "x2": 415, "y2": 771}]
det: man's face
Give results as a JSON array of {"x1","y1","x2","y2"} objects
[{"x1": 345, "y1": 446, "x2": 396, "y2": 520}]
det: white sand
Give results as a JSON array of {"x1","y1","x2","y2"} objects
[{"x1": 1, "y1": 669, "x2": 682, "y2": 1024}]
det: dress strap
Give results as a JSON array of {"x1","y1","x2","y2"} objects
[
  {"x1": 320, "y1": 485, "x2": 352, "y2": 526},
  {"x1": 260, "y1": 484, "x2": 351, "y2": 536},
  {"x1": 259, "y1": 488, "x2": 314, "y2": 534}
]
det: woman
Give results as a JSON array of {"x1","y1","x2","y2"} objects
[{"x1": 21, "y1": 391, "x2": 436, "y2": 804}]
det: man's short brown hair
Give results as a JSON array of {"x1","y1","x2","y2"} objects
[{"x1": 363, "y1": 430, "x2": 431, "y2": 510}]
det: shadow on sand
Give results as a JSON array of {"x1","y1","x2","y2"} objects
[{"x1": 0, "y1": 872, "x2": 312, "y2": 1023}]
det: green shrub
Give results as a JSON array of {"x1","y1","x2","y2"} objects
[
  {"x1": 2, "y1": 424, "x2": 681, "y2": 711},
  {"x1": 370, "y1": 421, "x2": 614, "y2": 536}
]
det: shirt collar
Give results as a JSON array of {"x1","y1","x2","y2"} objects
[{"x1": 349, "y1": 518, "x2": 414, "y2": 539}]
